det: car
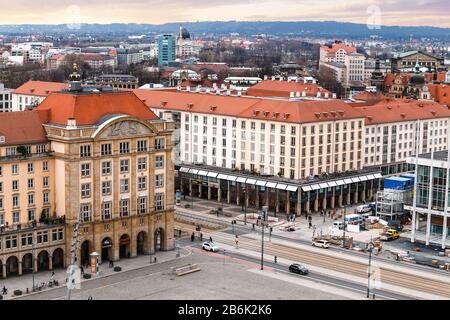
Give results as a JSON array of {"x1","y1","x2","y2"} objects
[
  {"x1": 333, "y1": 221, "x2": 344, "y2": 230},
  {"x1": 357, "y1": 204, "x2": 372, "y2": 213},
  {"x1": 312, "y1": 240, "x2": 330, "y2": 248},
  {"x1": 289, "y1": 263, "x2": 309, "y2": 275},
  {"x1": 202, "y1": 242, "x2": 220, "y2": 252}
]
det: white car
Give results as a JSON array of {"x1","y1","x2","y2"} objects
[
  {"x1": 312, "y1": 240, "x2": 330, "y2": 249},
  {"x1": 202, "y1": 242, "x2": 220, "y2": 252}
]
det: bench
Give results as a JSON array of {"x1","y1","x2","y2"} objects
[{"x1": 172, "y1": 264, "x2": 201, "y2": 276}]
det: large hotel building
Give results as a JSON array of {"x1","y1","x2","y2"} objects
[{"x1": 0, "y1": 75, "x2": 175, "y2": 278}]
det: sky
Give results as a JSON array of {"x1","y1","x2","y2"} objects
[{"x1": 0, "y1": 0, "x2": 449, "y2": 28}]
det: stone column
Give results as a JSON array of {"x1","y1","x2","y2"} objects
[
  {"x1": 218, "y1": 183, "x2": 222, "y2": 202},
  {"x1": 346, "y1": 192, "x2": 351, "y2": 206},
  {"x1": 275, "y1": 189, "x2": 280, "y2": 215},
  {"x1": 49, "y1": 256, "x2": 53, "y2": 270},
  {"x1": 361, "y1": 183, "x2": 366, "y2": 202},
  {"x1": 425, "y1": 212, "x2": 431, "y2": 246},
  {"x1": 286, "y1": 191, "x2": 290, "y2": 214},
  {"x1": 245, "y1": 185, "x2": 249, "y2": 208},
  {"x1": 411, "y1": 209, "x2": 416, "y2": 243},
  {"x1": 227, "y1": 181, "x2": 231, "y2": 204},
  {"x1": 331, "y1": 187, "x2": 335, "y2": 209},
  {"x1": 255, "y1": 186, "x2": 260, "y2": 209},
  {"x1": 33, "y1": 256, "x2": 38, "y2": 273},
  {"x1": 354, "y1": 184, "x2": 359, "y2": 204},
  {"x1": 322, "y1": 194, "x2": 327, "y2": 211},
  {"x1": 296, "y1": 190, "x2": 302, "y2": 217},
  {"x1": 313, "y1": 197, "x2": 319, "y2": 212},
  {"x1": 207, "y1": 185, "x2": 212, "y2": 200},
  {"x1": 189, "y1": 179, "x2": 193, "y2": 197},
  {"x1": 18, "y1": 261, "x2": 22, "y2": 276},
  {"x1": 265, "y1": 188, "x2": 269, "y2": 207},
  {"x1": 198, "y1": 184, "x2": 202, "y2": 198},
  {"x1": 338, "y1": 193, "x2": 343, "y2": 207},
  {"x1": 236, "y1": 183, "x2": 240, "y2": 206},
  {"x1": 442, "y1": 214, "x2": 448, "y2": 249},
  {"x1": 2, "y1": 263, "x2": 6, "y2": 278},
  {"x1": 306, "y1": 191, "x2": 311, "y2": 214}
]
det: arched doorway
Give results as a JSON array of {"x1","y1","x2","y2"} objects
[
  {"x1": 101, "y1": 238, "x2": 113, "y2": 263},
  {"x1": 137, "y1": 231, "x2": 148, "y2": 255},
  {"x1": 154, "y1": 228, "x2": 164, "y2": 252},
  {"x1": 52, "y1": 248, "x2": 64, "y2": 269},
  {"x1": 80, "y1": 240, "x2": 91, "y2": 266},
  {"x1": 119, "y1": 234, "x2": 130, "y2": 259},
  {"x1": 22, "y1": 253, "x2": 34, "y2": 274},
  {"x1": 6, "y1": 256, "x2": 19, "y2": 276},
  {"x1": 37, "y1": 250, "x2": 49, "y2": 271}
]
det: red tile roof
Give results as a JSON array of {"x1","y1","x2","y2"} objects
[
  {"x1": 428, "y1": 84, "x2": 450, "y2": 105},
  {"x1": 0, "y1": 111, "x2": 47, "y2": 146},
  {"x1": 13, "y1": 81, "x2": 68, "y2": 97},
  {"x1": 357, "y1": 99, "x2": 450, "y2": 125},
  {"x1": 246, "y1": 80, "x2": 331, "y2": 98},
  {"x1": 133, "y1": 89, "x2": 363, "y2": 124},
  {"x1": 320, "y1": 44, "x2": 357, "y2": 54},
  {"x1": 35, "y1": 91, "x2": 159, "y2": 126}
]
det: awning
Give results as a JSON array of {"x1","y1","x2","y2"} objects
[
  {"x1": 189, "y1": 169, "x2": 199, "y2": 174},
  {"x1": 343, "y1": 178, "x2": 353, "y2": 184},
  {"x1": 207, "y1": 172, "x2": 218, "y2": 178},
  {"x1": 335, "y1": 180, "x2": 345, "y2": 186},
  {"x1": 198, "y1": 170, "x2": 208, "y2": 176},
  {"x1": 236, "y1": 177, "x2": 247, "y2": 183},
  {"x1": 266, "y1": 182, "x2": 277, "y2": 188},
  {"x1": 246, "y1": 179, "x2": 257, "y2": 185},
  {"x1": 327, "y1": 181, "x2": 337, "y2": 187},
  {"x1": 256, "y1": 180, "x2": 267, "y2": 187},
  {"x1": 217, "y1": 174, "x2": 228, "y2": 180},
  {"x1": 179, "y1": 167, "x2": 189, "y2": 173},
  {"x1": 276, "y1": 183, "x2": 287, "y2": 190},
  {"x1": 302, "y1": 186, "x2": 312, "y2": 192},
  {"x1": 319, "y1": 183, "x2": 329, "y2": 189},
  {"x1": 374, "y1": 173, "x2": 383, "y2": 179},
  {"x1": 367, "y1": 174, "x2": 376, "y2": 179},
  {"x1": 286, "y1": 185, "x2": 298, "y2": 192},
  {"x1": 351, "y1": 177, "x2": 360, "y2": 183},
  {"x1": 310, "y1": 184, "x2": 321, "y2": 190},
  {"x1": 359, "y1": 175, "x2": 369, "y2": 182},
  {"x1": 226, "y1": 175, "x2": 237, "y2": 181}
]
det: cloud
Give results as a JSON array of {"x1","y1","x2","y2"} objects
[{"x1": 0, "y1": 0, "x2": 447, "y2": 27}]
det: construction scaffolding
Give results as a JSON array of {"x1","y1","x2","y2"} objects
[{"x1": 375, "y1": 188, "x2": 412, "y2": 220}]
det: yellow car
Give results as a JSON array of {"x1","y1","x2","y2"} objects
[{"x1": 386, "y1": 229, "x2": 400, "y2": 239}]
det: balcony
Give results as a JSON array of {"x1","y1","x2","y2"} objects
[{"x1": 0, "y1": 216, "x2": 65, "y2": 235}]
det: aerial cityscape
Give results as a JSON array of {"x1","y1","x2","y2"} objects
[{"x1": 0, "y1": 0, "x2": 449, "y2": 309}]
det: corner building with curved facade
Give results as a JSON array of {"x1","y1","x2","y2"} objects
[{"x1": 0, "y1": 85, "x2": 175, "y2": 278}]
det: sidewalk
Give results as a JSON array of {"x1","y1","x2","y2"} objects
[{"x1": 1, "y1": 249, "x2": 188, "y2": 300}]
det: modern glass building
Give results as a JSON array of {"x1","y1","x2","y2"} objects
[
  {"x1": 158, "y1": 34, "x2": 175, "y2": 67},
  {"x1": 406, "y1": 150, "x2": 450, "y2": 249}
]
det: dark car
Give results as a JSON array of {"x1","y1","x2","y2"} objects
[
  {"x1": 388, "y1": 220, "x2": 404, "y2": 232},
  {"x1": 289, "y1": 264, "x2": 309, "y2": 275}
]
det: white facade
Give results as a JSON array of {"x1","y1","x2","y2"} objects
[
  {"x1": 11, "y1": 93, "x2": 45, "y2": 112},
  {"x1": 0, "y1": 83, "x2": 12, "y2": 112}
]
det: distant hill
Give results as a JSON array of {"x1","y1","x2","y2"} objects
[{"x1": 0, "y1": 21, "x2": 449, "y2": 40}]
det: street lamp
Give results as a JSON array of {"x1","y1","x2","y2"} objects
[{"x1": 367, "y1": 241, "x2": 375, "y2": 298}]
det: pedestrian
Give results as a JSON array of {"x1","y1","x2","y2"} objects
[
  {"x1": 209, "y1": 236, "x2": 213, "y2": 243},
  {"x1": 200, "y1": 232, "x2": 203, "y2": 241},
  {"x1": 252, "y1": 223, "x2": 255, "y2": 230},
  {"x1": 178, "y1": 229, "x2": 182, "y2": 238},
  {"x1": 309, "y1": 222, "x2": 312, "y2": 229},
  {"x1": 2, "y1": 286, "x2": 7, "y2": 295},
  {"x1": 191, "y1": 232, "x2": 195, "y2": 242},
  {"x1": 88, "y1": 296, "x2": 93, "y2": 300},
  {"x1": 50, "y1": 271, "x2": 55, "y2": 283}
]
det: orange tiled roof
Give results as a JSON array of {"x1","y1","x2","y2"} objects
[
  {"x1": 357, "y1": 99, "x2": 450, "y2": 125},
  {"x1": 13, "y1": 80, "x2": 68, "y2": 97},
  {"x1": 35, "y1": 91, "x2": 159, "y2": 126},
  {"x1": 0, "y1": 111, "x2": 47, "y2": 146},
  {"x1": 246, "y1": 80, "x2": 331, "y2": 98},
  {"x1": 352, "y1": 91, "x2": 387, "y2": 102},
  {"x1": 133, "y1": 89, "x2": 363, "y2": 124},
  {"x1": 320, "y1": 44, "x2": 357, "y2": 54},
  {"x1": 428, "y1": 84, "x2": 450, "y2": 105}
]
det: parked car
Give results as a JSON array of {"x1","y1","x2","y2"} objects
[
  {"x1": 388, "y1": 220, "x2": 404, "y2": 232},
  {"x1": 386, "y1": 229, "x2": 400, "y2": 239},
  {"x1": 202, "y1": 242, "x2": 220, "y2": 252},
  {"x1": 312, "y1": 240, "x2": 330, "y2": 248},
  {"x1": 289, "y1": 264, "x2": 309, "y2": 275},
  {"x1": 357, "y1": 204, "x2": 372, "y2": 213}
]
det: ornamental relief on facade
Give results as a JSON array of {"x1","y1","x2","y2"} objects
[{"x1": 99, "y1": 120, "x2": 153, "y2": 139}]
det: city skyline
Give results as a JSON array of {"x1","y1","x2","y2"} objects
[{"x1": 1, "y1": 0, "x2": 449, "y2": 28}]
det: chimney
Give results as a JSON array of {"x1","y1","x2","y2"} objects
[{"x1": 67, "y1": 118, "x2": 77, "y2": 128}]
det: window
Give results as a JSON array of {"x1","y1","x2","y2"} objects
[
  {"x1": 138, "y1": 176, "x2": 147, "y2": 190},
  {"x1": 43, "y1": 176, "x2": 49, "y2": 188},
  {"x1": 13, "y1": 211, "x2": 20, "y2": 223},
  {"x1": 6, "y1": 147, "x2": 16, "y2": 156},
  {"x1": 120, "y1": 179, "x2": 129, "y2": 193},
  {"x1": 0, "y1": 197, "x2": 3, "y2": 210},
  {"x1": 6, "y1": 235, "x2": 17, "y2": 248},
  {"x1": 155, "y1": 194, "x2": 164, "y2": 210},
  {"x1": 137, "y1": 157, "x2": 147, "y2": 171},
  {"x1": 81, "y1": 204, "x2": 91, "y2": 222},
  {"x1": 101, "y1": 143, "x2": 112, "y2": 156},
  {"x1": 120, "y1": 200, "x2": 129, "y2": 217},
  {"x1": 12, "y1": 195, "x2": 19, "y2": 208},
  {"x1": 102, "y1": 202, "x2": 112, "y2": 220},
  {"x1": 52, "y1": 228, "x2": 64, "y2": 241},
  {"x1": 12, "y1": 164, "x2": 18, "y2": 175},
  {"x1": 102, "y1": 181, "x2": 111, "y2": 196},
  {"x1": 155, "y1": 138, "x2": 165, "y2": 150},
  {"x1": 81, "y1": 163, "x2": 90, "y2": 177},
  {"x1": 0, "y1": 166, "x2": 2, "y2": 176},
  {"x1": 137, "y1": 140, "x2": 148, "y2": 152},
  {"x1": 42, "y1": 161, "x2": 48, "y2": 172},
  {"x1": 43, "y1": 192, "x2": 49, "y2": 204},
  {"x1": 138, "y1": 197, "x2": 147, "y2": 214},
  {"x1": 36, "y1": 144, "x2": 46, "y2": 153},
  {"x1": 81, "y1": 183, "x2": 91, "y2": 198},
  {"x1": 155, "y1": 175, "x2": 164, "y2": 188},
  {"x1": 120, "y1": 159, "x2": 129, "y2": 173},
  {"x1": 28, "y1": 193, "x2": 35, "y2": 206},
  {"x1": 102, "y1": 161, "x2": 111, "y2": 175},
  {"x1": 155, "y1": 155, "x2": 164, "y2": 168},
  {"x1": 119, "y1": 141, "x2": 130, "y2": 154},
  {"x1": 22, "y1": 233, "x2": 33, "y2": 246},
  {"x1": 28, "y1": 178, "x2": 34, "y2": 189},
  {"x1": 80, "y1": 145, "x2": 91, "y2": 157}
]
